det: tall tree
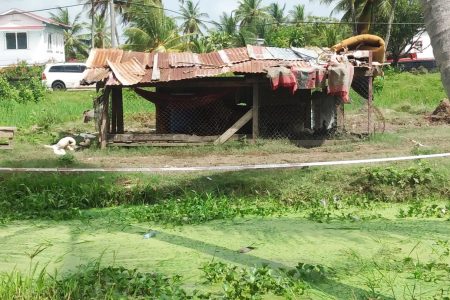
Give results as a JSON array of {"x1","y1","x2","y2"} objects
[
  {"x1": 373, "y1": 0, "x2": 423, "y2": 64},
  {"x1": 92, "y1": 15, "x2": 111, "y2": 48},
  {"x1": 268, "y1": 3, "x2": 287, "y2": 25},
  {"x1": 235, "y1": 0, "x2": 268, "y2": 26},
  {"x1": 384, "y1": 0, "x2": 398, "y2": 49},
  {"x1": 289, "y1": 4, "x2": 305, "y2": 23},
  {"x1": 177, "y1": 0, "x2": 209, "y2": 36},
  {"x1": 123, "y1": 1, "x2": 183, "y2": 52},
  {"x1": 215, "y1": 13, "x2": 239, "y2": 36},
  {"x1": 49, "y1": 8, "x2": 88, "y2": 60},
  {"x1": 319, "y1": 0, "x2": 358, "y2": 35},
  {"x1": 421, "y1": 0, "x2": 450, "y2": 97}
]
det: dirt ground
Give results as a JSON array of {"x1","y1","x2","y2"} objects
[{"x1": 1, "y1": 109, "x2": 449, "y2": 169}]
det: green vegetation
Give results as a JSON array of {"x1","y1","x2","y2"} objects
[
  {"x1": 376, "y1": 71, "x2": 446, "y2": 111},
  {"x1": 0, "y1": 161, "x2": 449, "y2": 298},
  {"x1": 0, "y1": 63, "x2": 46, "y2": 106}
]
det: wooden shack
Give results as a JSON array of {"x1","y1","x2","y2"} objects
[{"x1": 81, "y1": 46, "x2": 378, "y2": 148}]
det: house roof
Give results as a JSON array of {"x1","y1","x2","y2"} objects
[
  {"x1": 82, "y1": 46, "x2": 312, "y2": 86},
  {"x1": 0, "y1": 8, "x2": 70, "y2": 28}
]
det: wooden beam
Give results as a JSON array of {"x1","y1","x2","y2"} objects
[
  {"x1": 99, "y1": 87, "x2": 111, "y2": 149},
  {"x1": 116, "y1": 88, "x2": 124, "y2": 133},
  {"x1": 108, "y1": 133, "x2": 230, "y2": 143},
  {"x1": 368, "y1": 51, "x2": 373, "y2": 135},
  {"x1": 252, "y1": 83, "x2": 259, "y2": 141},
  {"x1": 214, "y1": 109, "x2": 253, "y2": 145},
  {"x1": 111, "y1": 89, "x2": 117, "y2": 134}
]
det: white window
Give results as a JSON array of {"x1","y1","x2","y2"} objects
[{"x1": 6, "y1": 32, "x2": 27, "y2": 49}]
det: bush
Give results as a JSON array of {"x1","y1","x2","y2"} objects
[{"x1": 0, "y1": 61, "x2": 46, "y2": 104}]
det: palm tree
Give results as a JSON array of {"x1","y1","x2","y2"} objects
[
  {"x1": 215, "y1": 13, "x2": 239, "y2": 36},
  {"x1": 177, "y1": 0, "x2": 209, "y2": 36},
  {"x1": 80, "y1": 0, "x2": 107, "y2": 48},
  {"x1": 235, "y1": 0, "x2": 268, "y2": 27},
  {"x1": 318, "y1": 0, "x2": 358, "y2": 35},
  {"x1": 123, "y1": 2, "x2": 183, "y2": 52},
  {"x1": 93, "y1": 15, "x2": 111, "y2": 48},
  {"x1": 422, "y1": 0, "x2": 450, "y2": 97},
  {"x1": 289, "y1": 4, "x2": 305, "y2": 23},
  {"x1": 49, "y1": 8, "x2": 88, "y2": 60},
  {"x1": 267, "y1": 3, "x2": 286, "y2": 25},
  {"x1": 319, "y1": 0, "x2": 392, "y2": 35},
  {"x1": 384, "y1": 0, "x2": 398, "y2": 49}
]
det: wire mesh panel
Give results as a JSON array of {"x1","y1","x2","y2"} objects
[{"x1": 346, "y1": 76, "x2": 386, "y2": 136}]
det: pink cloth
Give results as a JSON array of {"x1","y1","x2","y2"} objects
[
  {"x1": 327, "y1": 62, "x2": 354, "y2": 103},
  {"x1": 267, "y1": 67, "x2": 298, "y2": 94}
]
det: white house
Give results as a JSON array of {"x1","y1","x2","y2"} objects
[
  {"x1": 0, "y1": 9, "x2": 67, "y2": 67},
  {"x1": 406, "y1": 31, "x2": 435, "y2": 60}
]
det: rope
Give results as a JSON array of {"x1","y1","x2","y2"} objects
[{"x1": 1, "y1": 153, "x2": 449, "y2": 174}]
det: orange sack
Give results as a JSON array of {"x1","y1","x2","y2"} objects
[{"x1": 331, "y1": 34, "x2": 386, "y2": 64}]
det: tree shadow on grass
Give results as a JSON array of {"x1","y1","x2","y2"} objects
[{"x1": 133, "y1": 225, "x2": 394, "y2": 300}]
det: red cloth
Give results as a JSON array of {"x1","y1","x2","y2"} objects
[
  {"x1": 327, "y1": 62, "x2": 354, "y2": 103},
  {"x1": 267, "y1": 67, "x2": 297, "y2": 94}
]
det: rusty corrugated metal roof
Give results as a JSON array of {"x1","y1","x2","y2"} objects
[
  {"x1": 223, "y1": 47, "x2": 249, "y2": 63},
  {"x1": 121, "y1": 51, "x2": 151, "y2": 65},
  {"x1": 86, "y1": 48, "x2": 124, "y2": 68},
  {"x1": 157, "y1": 52, "x2": 171, "y2": 69},
  {"x1": 108, "y1": 58, "x2": 146, "y2": 86},
  {"x1": 198, "y1": 52, "x2": 226, "y2": 67},
  {"x1": 247, "y1": 45, "x2": 274, "y2": 60},
  {"x1": 81, "y1": 68, "x2": 110, "y2": 84},
  {"x1": 82, "y1": 46, "x2": 315, "y2": 85},
  {"x1": 266, "y1": 47, "x2": 302, "y2": 61},
  {"x1": 169, "y1": 52, "x2": 201, "y2": 67}
]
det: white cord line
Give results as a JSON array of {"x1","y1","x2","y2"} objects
[{"x1": 1, "y1": 153, "x2": 450, "y2": 174}]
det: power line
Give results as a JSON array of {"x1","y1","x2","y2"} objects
[
  {"x1": 1, "y1": 2, "x2": 105, "y2": 16},
  {"x1": 1, "y1": 1, "x2": 424, "y2": 29}
]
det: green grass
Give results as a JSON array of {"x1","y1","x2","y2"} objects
[
  {"x1": 347, "y1": 72, "x2": 446, "y2": 113},
  {"x1": 0, "y1": 161, "x2": 450, "y2": 298},
  {"x1": 0, "y1": 89, "x2": 155, "y2": 130}
]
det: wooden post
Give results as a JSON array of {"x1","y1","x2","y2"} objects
[
  {"x1": 111, "y1": 88, "x2": 124, "y2": 134},
  {"x1": 111, "y1": 89, "x2": 117, "y2": 134},
  {"x1": 252, "y1": 83, "x2": 259, "y2": 141},
  {"x1": 336, "y1": 98, "x2": 345, "y2": 133},
  {"x1": 99, "y1": 87, "x2": 111, "y2": 149},
  {"x1": 303, "y1": 90, "x2": 312, "y2": 129},
  {"x1": 117, "y1": 88, "x2": 124, "y2": 134},
  {"x1": 368, "y1": 51, "x2": 373, "y2": 135}
]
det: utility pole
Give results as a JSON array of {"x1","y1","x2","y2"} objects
[{"x1": 110, "y1": 0, "x2": 117, "y2": 48}]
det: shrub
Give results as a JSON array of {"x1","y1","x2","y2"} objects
[{"x1": 0, "y1": 61, "x2": 46, "y2": 104}]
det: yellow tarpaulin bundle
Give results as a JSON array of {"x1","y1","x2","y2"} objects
[{"x1": 331, "y1": 34, "x2": 386, "y2": 63}]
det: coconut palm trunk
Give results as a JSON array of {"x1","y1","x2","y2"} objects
[
  {"x1": 91, "y1": 12, "x2": 95, "y2": 49},
  {"x1": 384, "y1": 0, "x2": 397, "y2": 49},
  {"x1": 422, "y1": 0, "x2": 450, "y2": 97},
  {"x1": 350, "y1": 0, "x2": 357, "y2": 36}
]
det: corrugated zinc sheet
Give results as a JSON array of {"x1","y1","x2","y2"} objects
[
  {"x1": 198, "y1": 52, "x2": 225, "y2": 67},
  {"x1": 86, "y1": 48, "x2": 124, "y2": 68},
  {"x1": 266, "y1": 47, "x2": 302, "y2": 61},
  {"x1": 81, "y1": 68, "x2": 110, "y2": 84},
  {"x1": 231, "y1": 60, "x2": 279, "y2": 74},
  {"x1": 169, "y1": 52, "x2": 201, "y2": 67},
  {"x1": 157, "y1": 52, "x2": 171, "y2": 69},
  {"x1": 223, "y1": 47, "x2": 249, "y2": 63},
  {"x1": 247, "y1": 45, "x2": 274, "y2": 60},
  {"x1": 121, "y1": 51, "x2": 151, "y2": 65},
  {"x1": 142, "y1": 67, "x2": 230, "y2": 83},
  {"x1": 107, "y1": 58, "x2": 146, "y2": 86},
  {"x1": 82, "y1": 46, "x2": 314, "y2": 85}
]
